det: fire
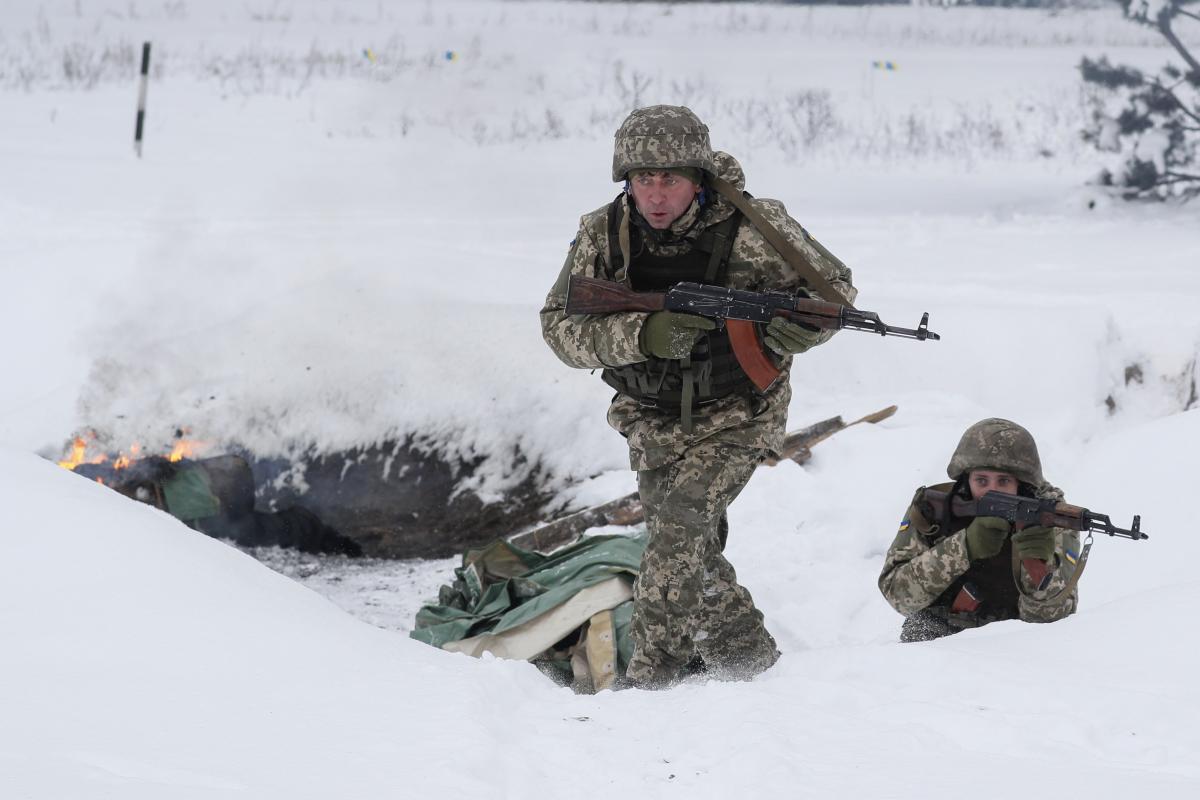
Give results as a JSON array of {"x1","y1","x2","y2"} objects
[
  {"x1": 168, "y1": 439, "x2": 204, "y2": 462},
  {"x1": 57, "y1": 435, "x2": 210, "y2": 474},
  {"x1": 56, "y1": 436, "x2": 108, "y2": 470},
  {"x1": 57, "y1": 438, "x2": 88, "y2": 470},
  {"x1": 113, "y1": 442, "x2": 142, "y2": 470}
]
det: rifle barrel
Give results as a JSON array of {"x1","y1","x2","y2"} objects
[
  {"x1": 1086, "y1": 511, "x2": 1148, "y2": 540},
  {"x1": 842, "y1": 310, "x2": 940, "y2": 341}
]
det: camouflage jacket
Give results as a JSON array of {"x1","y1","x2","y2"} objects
[
  {"x1": 539, "y1": 151, "x2": 856, "y2": 471},
  {"x1": 878, "y1": 482, "x2": 1081, "y2": 625}
]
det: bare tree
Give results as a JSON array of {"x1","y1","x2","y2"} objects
[{"x1": 1081, "y1": 1, "x2": 1200, "y2": 201}]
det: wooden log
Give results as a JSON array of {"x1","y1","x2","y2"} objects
[
  {"x1": 508, "y1": 492, "x2": 644, "y2": 553},
  {"x1": 509, "y1": 404, "x2": 898, "y2": 553}
]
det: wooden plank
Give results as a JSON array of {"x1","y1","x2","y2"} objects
[{"x1": 509, "y1": 404, "x2": 898, "y2": 553}]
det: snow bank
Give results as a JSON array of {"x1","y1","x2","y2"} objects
[
  {"x1": 4, "y1": 410, "x2": 1199, "y2": 796},
  {"x1": 0, "y1": 447, "x2": 544, "y2": 796}
]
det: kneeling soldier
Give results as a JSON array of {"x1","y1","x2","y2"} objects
[{"x1": 879, "y1": 418, "x2": 1082, "y2": 642}]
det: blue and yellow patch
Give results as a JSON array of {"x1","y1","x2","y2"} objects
[
  {"x1": 898, "y1": 518, "x2": 910, "y2": 533},
  {"x1": 1064, "y1": 549, "x2": 1078, "y2": 565}
]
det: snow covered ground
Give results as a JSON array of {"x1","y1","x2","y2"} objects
[{"x1": 2, "y1": 0, "x2": 1199, "y2": 796}]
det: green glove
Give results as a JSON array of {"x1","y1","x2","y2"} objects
[
  {"x1": 639, "y1": 311, "x2": 716, "y2": 359},
  {"x1": 1012, "y1": 525, "x2": 1056, "y2": 562},
  {"x1": 763, "y1": 316, "x2": 823, "y2": 356},
  {"x1": 964, "y1": 516, "x2": 1010, "y2": 561}
]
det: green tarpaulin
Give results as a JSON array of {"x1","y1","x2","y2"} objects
[
  {"x1": 161, "y1": 465, "x2": 221, "y2": 522},
  {"x1": 411, "y1": 532, "x2": 647, "y2": 678}
]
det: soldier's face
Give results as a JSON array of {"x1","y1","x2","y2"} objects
[
  {"x1": 968, "y1": 470, "x2": 1020, "y2": 500},
  {"x1": 628, "y1": 171, "x2": 701, "y2": 229}
]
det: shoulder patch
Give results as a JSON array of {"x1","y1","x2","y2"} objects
[{"x1": 898, "y1": 518, "x2": 910, "y2": 533}]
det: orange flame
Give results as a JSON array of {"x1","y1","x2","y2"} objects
[
  {"x1": 168, "y1": 439, "x2": 206, "y2": 462},
  {"x1": 57, "y1": 438, "x2": 88, "y2": 470},
  {"x1": 57, "y1": 437, "x2": 109, "y2": 471},
  {"x1": 111, "y1": 442, "x2": 141, "y2": 471},
  {"x1": 57, "y1": 435, "x2": 209, "y2": 475}
]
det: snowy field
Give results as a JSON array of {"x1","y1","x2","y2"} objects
[{"x1": 2, "y1": 0, "x2": 1200, "y2": 797}]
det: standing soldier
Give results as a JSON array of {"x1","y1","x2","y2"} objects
[
  {"x1": 879, "y1": 418, "x2": 1082, "y2": 642},
  {"x1": 540, "y1": 105, "x2": 856, "y2": 688}
]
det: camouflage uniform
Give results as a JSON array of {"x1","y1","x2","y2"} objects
[
  {"x1": 541, "y1": 106, "x2": 856, "y2": 687},
  {"x1": 878, "y1": 419, "x2": 1081, "y2": 642}
]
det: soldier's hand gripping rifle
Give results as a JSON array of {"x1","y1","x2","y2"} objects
[{"x1": 565, "y1": 275, "x2": 940, "y2": 392}]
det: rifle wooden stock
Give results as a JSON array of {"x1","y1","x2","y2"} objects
[{"x1": 565, "y1": 275, "x2": 666, "y2": 315}]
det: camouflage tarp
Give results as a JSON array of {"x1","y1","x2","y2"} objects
[{"x1": 411, "y1": 533, "x2": 647, "y2": 691}]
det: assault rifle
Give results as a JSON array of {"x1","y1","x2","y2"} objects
[
  {"x1": 920, "y1": 488, "x2": 1148, "y2": 541},
  {"x1": 565, "y1": 275, "x2": 939, "y2": 392},
  {"x1": 921, "y1": 487, "x2": 1145, "y2": 593}
]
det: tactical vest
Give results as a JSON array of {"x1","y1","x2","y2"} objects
[
  {"x1": 938, "y1": 539, "x2": 1021, "y2": 625},
  {"x1": 920, "y1": 482, "x2": 1022, "y2": 625},
  {"x1": 600, "y1": 195, "x2": 758, "y2": 414}
]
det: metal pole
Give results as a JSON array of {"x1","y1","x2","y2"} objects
[{"x1": 134, "y1": 42, "x2": 151, "y2": 158}]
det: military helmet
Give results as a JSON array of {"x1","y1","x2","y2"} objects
[
  {"x1": 946, "y1": 418, "x2": 1044, "y2": 486},
  {"x1": 612, "y1": 105, "x2": 715, "y2": 182}
]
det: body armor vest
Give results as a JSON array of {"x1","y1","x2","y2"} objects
[
  {"x1": 600, "y1": 195, "x2": 757, "y2": 412},
  {"x1": 921, "y1": 483, "x2": 1022, "y2": 623},
  {"x1": 937, "y1": 539, "x2": 1021, "y2": 623}
]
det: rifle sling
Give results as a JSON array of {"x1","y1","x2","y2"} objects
[
  {"x1": 680, "y1": 356, "x2": 694, "y2": 435},
  {"x1": 1057, "y1": 534, "x2": 1092, "y2": 600},
  {"x1": 707, "y1": 175, "x2": 855, "y2": 309},
  {"x1": 617, "y1": 197, "x2": 632, "y2": 278},
  {"x1": 1011, "y1": 532, "x2": 1092, "y2": 603}
]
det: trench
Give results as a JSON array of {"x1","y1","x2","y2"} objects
[
  {"x1": 68, "y1": 438, "x2": 558, "y2": 560},
  {"x1": 248, "y1": 439, "x2": 554, "y2": 559}
]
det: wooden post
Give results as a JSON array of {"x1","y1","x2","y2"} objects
[{"x1": 134, "y1": 42, "x2": 151, "y2": 158}]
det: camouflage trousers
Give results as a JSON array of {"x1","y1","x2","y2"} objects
[{"x1": 625, "y1": 440, "x2": 779, "y2": 689}]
